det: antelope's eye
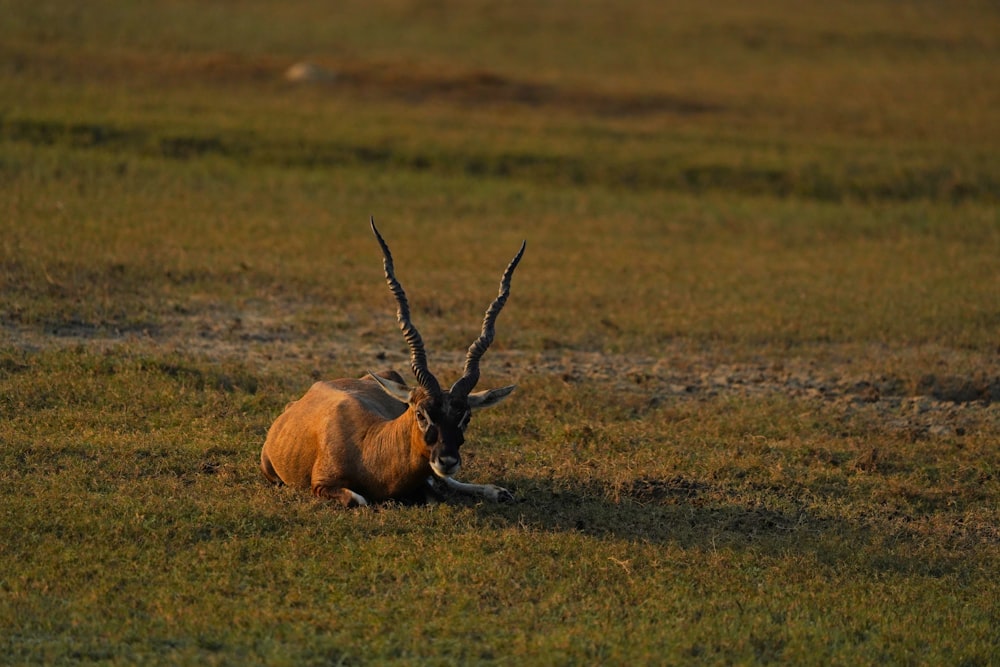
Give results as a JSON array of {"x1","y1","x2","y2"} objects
[
  {"x1": 459, "y1": 412, "x2": 471, "y2": 430},
  {"x1": 415, "y1": 410, "x2": 429, "y2": 427}
]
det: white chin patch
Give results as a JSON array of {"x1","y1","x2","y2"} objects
[{"x1": 430, "y1": 462, "x2": 456, "y2": 479}]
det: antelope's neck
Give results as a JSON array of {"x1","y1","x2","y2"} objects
[{"x1": 368, "y1": 409, "x2": 429, "y2": 474}]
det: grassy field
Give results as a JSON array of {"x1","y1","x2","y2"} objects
[{"x1": 2, "y1": 0, "x2": 999, "y2": 664}]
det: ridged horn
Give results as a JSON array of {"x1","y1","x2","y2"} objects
[
  {"x1": 370, "y1": 218, "x2": 442, "y2": 399},
  {"x1": 450, "y1": 240, "x2": 526, "y2": 399}
]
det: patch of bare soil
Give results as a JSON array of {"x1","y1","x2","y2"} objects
[
  {"x1": 529, "y1": 347, "x2": 999, "y2": 440},
  {"x1": 294, "y1": 60, "x2": 720, "y2": 117},
  {"x1": 5, "y1": 42, "x2": 717, "y2": 118},
  {"x1": 5, "y1": 306, "x2": 998, "y2": 440}
]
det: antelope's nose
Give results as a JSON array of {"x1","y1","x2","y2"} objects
[{"x1": 436, "y1": 455, "x2": 461, "y2": 476}]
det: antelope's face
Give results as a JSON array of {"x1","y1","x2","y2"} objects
[{"x1": 414, "y1": 393, "x2": 472, "y2": 478}]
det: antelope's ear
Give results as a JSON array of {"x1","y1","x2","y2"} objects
[
  {"x1": 468, "y1": 385, "x2": 516, "y2": 410},
  {"x1": 368, "y1": 370, "x2": 412, "y2": 402}
]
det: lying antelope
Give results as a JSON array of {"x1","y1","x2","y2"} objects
[{"x1": 260, "y1": 219, "x2": 525, "y2": 507}]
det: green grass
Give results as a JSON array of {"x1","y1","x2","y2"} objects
[{"x1": 2, "y1": 0, "x2": 999, "y2": 664}]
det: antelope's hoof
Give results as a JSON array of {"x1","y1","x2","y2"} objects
[{"x1": 491, "y1": 486, "x2": 515, "y2": 503}]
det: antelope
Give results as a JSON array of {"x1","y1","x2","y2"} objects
[{"x1": 259, "y1": 219, "x2": 525, "y2": 507}]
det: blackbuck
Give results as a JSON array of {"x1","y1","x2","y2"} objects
[{"x1": 260, "y1": 219, "x2": 525, "y2": 507}]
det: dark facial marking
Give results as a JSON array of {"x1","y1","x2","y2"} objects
[{"x1": 415, "y1": 395, "x2": 472, "y2": 451}]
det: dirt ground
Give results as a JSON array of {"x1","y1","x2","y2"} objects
[{"x1": 7, "y1": 299, "x2": 998, "y2": 443}]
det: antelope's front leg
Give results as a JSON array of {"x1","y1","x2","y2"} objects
[
  {"x1": 312, "y1": 484, "x2": 369, "y2": 508},
  {"x1": 440, "y1": 476, "x2": 514, "y2": 503}
]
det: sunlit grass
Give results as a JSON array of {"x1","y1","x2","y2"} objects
[{"x1": 2, "y1": 0, "x2": 999, "y2": 664}]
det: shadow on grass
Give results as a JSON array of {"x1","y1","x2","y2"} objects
[{"x1": 458, "y1": 476, "x2": 976, "y2": 578}]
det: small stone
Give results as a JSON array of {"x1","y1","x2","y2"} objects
[{"x1": 285, "y1": 62, "x2": 337, "y2": 83}]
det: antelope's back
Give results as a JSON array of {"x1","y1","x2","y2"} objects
[{"x1": 261, "y1": 376, "x2": 407, "y2": 488}]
